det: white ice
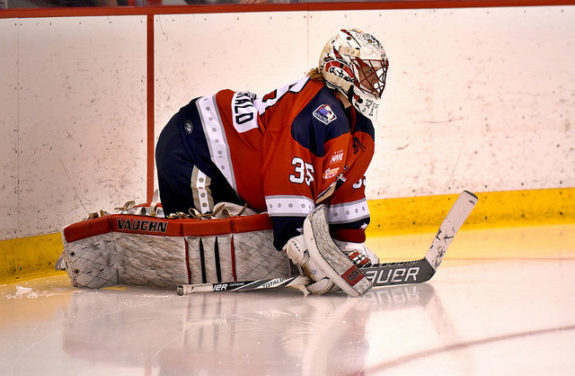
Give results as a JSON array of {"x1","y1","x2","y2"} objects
[{"x1": 1, "y1": 224, "x2": 574, "y2": 375}]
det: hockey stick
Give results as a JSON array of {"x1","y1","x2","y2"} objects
[
  {"x1": 177, "y1": 190, "x2": 478, "y2": 295},
  {"x1": 177, "y1": 275, "x2": 310, "y2": 295}
]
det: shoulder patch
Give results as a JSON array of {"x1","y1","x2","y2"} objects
[
  {"x1": 313, "y1": 104, "x2": 337, "y2": 125},
  {"x1": 291, "y1": 86, "x2": 348, "y2": 157}
]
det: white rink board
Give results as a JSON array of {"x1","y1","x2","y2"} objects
[
  {"x1": 154, "y1": 12, "x2": 309, "y2": 132},
  {"x1": 1, "y1": 5, "x2": 574, "y2": 241},
  {"x1": 155, "y1": 6, "x2": 575, "y2": 200},
  {"x1": 306, "y1": 7, "x2": 575, "y2": 198},
  {"x1": 0, "y1": 20, "x2": 19, "y2": 240},
  {"x1": 0, "y1": 16, "x2": 147, "y2": 239}
]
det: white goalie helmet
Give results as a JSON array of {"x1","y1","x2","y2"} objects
[{"x1": 319, "y1": 29, "x2": 389, "y2": 121}]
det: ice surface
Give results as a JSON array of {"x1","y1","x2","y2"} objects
[{"x1": 1, "y1": 224, "x2": 574, "y2": 375}]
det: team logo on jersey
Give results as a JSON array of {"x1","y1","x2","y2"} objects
[
  {"x1": 323, "y1": 167, "x2": 340, "y2": 180},
  {"x1": 313, "y1": 104, "x2": 337, "y2": 125},
  {"x1": 330, "y1": 150, "x2": 344, "y2": 164}
]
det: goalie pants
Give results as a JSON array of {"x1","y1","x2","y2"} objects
[{"x1": 155, "y1": 98, "x2": 244, "y2": 216}]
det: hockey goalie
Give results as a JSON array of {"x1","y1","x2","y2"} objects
[{"x1": 59, "y1": 29, "x2": 389, "y2": 296}]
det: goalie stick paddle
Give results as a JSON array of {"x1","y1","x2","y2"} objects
[
  {"x1": 177, "y1": 190, "x2": 478, "y2": 295},
  {"x1": 363, "y1": 190, "x2": 478, "y2": 287}
]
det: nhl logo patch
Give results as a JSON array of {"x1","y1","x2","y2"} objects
[{"x1": 313, "y1": 104, "x2": 337, "y2": 125}]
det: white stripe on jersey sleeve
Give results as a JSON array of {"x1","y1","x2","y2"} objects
[
  {"x1": 254, "y1": 76, "x2": 309, "y2": 115},
  {"x1": 265, "y1": 195, "x2": 314, "y2": 217},
  {"x1": 326, "y1": 199, "x2": 370, "y2": 224},
  {"x1": 196, "y1": 95, "x2": 238, "y2": 191}
]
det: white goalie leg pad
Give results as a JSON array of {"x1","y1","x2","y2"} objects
[{"x1": 303, "y1": 205, "x2": 372, "y2": 297}]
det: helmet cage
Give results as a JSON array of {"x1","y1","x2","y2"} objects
[{"x1": 350, "y1": 56, "x2": 389, "y2": 99}]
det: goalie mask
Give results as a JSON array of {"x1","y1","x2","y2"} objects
[{"x1": 319, "y1": 29, "x2": 389, "y2": 121}]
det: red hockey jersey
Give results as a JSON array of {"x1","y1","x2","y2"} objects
[{"x1": 195, "y1": 76, "x2": 375, "y2": 249}]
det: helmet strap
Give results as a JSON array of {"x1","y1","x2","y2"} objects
[{"x1": 322, "y1": 71, "x2": 353, "y2": 93}]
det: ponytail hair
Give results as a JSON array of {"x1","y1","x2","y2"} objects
[{"x1": 306, "y1": 67, "x2": 325, "y2": 82}]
